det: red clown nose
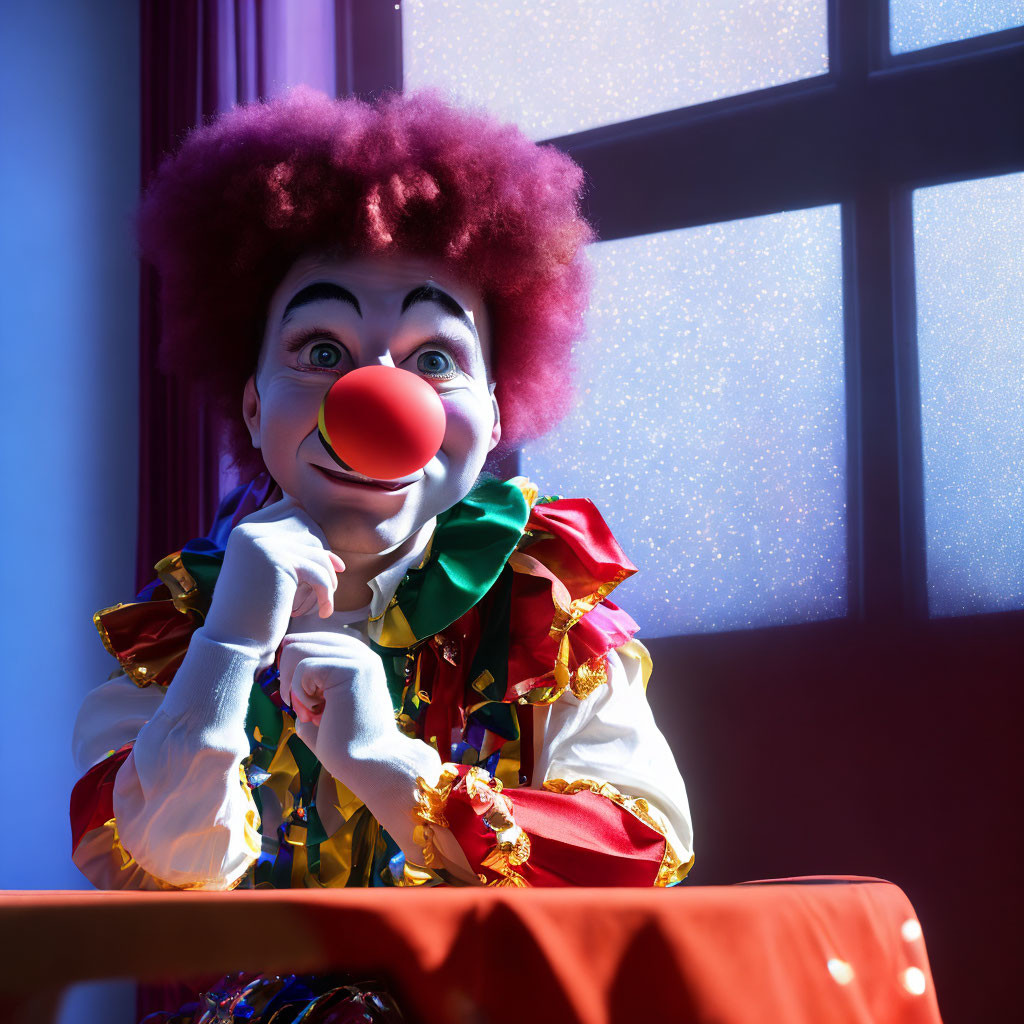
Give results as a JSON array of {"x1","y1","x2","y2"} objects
[{"x1": 317, "y1": 365, "x2": 446, "y2": 480}]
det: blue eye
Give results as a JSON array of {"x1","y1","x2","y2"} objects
[
  {"x1": 416, "y1": 349, "x2": 456, "y2": 379},
  {"x1": 309, "y1": 343, "x2": 342, "y2": 368}
]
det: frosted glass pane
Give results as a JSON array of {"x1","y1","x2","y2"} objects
[
  {"x1": 521, "y1": 207, "x2": 846, "y2": 637},
  {"x1": 914, "y1": 172, "x2": 1024, "y2": 617},
  {"x1": 403, "y1": 0, "x2": 828, "y2": 141},
  {"x1": 891, "y1": 1, "x2": 1024, "y2": 54}
]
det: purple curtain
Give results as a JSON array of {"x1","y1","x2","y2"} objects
[{"x1": 137, "y1": 0, "x2": 401, "y2": 591}]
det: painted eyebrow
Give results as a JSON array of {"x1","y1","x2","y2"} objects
[
  {"x1": 281, "y1": 281, "x2": 478, "y2": 341},
  {"x1": 282, "y1": 283, "x2": 361, "y2": 323},
  {"x1": 401, "y1": 285, "x2": 479, "y2": 341}
]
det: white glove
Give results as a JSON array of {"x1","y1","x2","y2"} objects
[
  {"x1": 113, "y1": 500, "x2": 345, "y2": 889},
  {"x1": 277, "y1": 630, "x2": 446, "y2": 863},
  {"x1": 202, "y1": 495, "x2": 345, "y2": 664}
]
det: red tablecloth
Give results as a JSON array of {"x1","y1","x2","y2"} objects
[{"x1": 0, "y1": 876, "x2": 942, "y2": 1023}]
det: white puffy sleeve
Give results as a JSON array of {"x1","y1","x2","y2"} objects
[
  {"x1": 72, "y1": 629, "x2": 263, "y2": 891},
  {"x1": 532, "y1": 639, "x2": 694, "y2": 876}
]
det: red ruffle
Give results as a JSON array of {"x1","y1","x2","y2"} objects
[
  {"x1": 507, "y1": 498, "x2": 638, "y2": 702},
  {"x1": 70, "y1": 745, "x2": 132, "y2": 852},
  {"x1": 95, "y1": 599, "x2": 197, "y2": 687},
  {"x1": 417, "y1": 606, "x2": 479, "y2": 756},
  {"x1": 526, "y1": 499, "x2": 637, "y2": 587},
  {"x1": 441, "y1": 765, "x2": 665, "y2": 887}
]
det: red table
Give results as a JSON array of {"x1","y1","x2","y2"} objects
[{"x1": 0, "y1": 876, "x2": 942, "y2": 1023}]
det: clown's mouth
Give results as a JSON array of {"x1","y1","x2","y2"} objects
[{"x1": 311, "y1": 463, "x2": 413, "y2": 492}]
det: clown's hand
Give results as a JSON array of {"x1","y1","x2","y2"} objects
[
  {"x1": 202, "y1": 496, "x2": 345, "y2": 666},
  {"x1": 279, "y1": 631, "x2": 446, "y2": 862},
  {"x1": 278, "y1": 630, "x2": 394, "y2": 750}
]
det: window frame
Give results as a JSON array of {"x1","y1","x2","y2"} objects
[{"x1": 389, "y1": 0, "x2": 1024, "y2": 630}]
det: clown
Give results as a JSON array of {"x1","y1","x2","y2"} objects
[{"x1": 71, "y1": 87, "x2": 693, "y2": 893}]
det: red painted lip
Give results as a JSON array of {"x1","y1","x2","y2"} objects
[{"x1": 311, "y1": 463, "x2": 417, "y2": 492}]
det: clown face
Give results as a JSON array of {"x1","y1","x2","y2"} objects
[{"x1": 243, "y1": 252, "x2": 501, "y2": 562}]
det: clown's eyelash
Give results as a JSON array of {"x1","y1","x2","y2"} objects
[
  {"x1": 282, "y1": 326, "x2": 472, "y2": 371},
  {"x1": 283, "y1": 328, "x2": 344, "y2": 354}
]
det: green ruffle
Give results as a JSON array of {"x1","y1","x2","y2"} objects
[{"x1": 389, "y1": 475, "x2": 530, "y2": 643}]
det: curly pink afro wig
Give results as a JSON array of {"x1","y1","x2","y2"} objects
[{"x1": 136, "y1": 86, "x2": 595, "y2": 477}]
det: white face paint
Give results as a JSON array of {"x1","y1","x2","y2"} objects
[{"x1": 243, "y1": 252, "x2": 501, "y2": 556}]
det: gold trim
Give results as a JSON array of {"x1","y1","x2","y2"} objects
[
  {"x1": 396, "y1": 858, "x2": 443, "y2": 887},
  {"x1": 411, "y1": 764, "x2": 460, "y2": 871},
  {"x1": 567, "y1": 566, "x2": 633, "y2": 624},
  {"x1": 97, "y1": 815, "x2": 256, "y2": 892},
  {"x1": 413, "y1": 764, "x2": 532, "y2": 886},
  {"x1": 508, "y1": 476, "x2": 539, "y2": 509},
  {"x1": 506, "y1": 545, "x2": 634, "y2": 707},
  {"x1": 464, "y1": 767, "x2": 530, "y2": 887},
  {"x1": 480, "y1": 829, "x2": 531, "y2": 887},
  {"x1": 470, "y1": 669, "x2": 495, "y2": 695},
  {"x1": 93, "y1": 601, "x2": 193, "y2": 689},
  {"x1": 413, "y1": 764, "x2": 461, "y2": 832},
  {"x1": 413, "y1": 532, "x2": 435, "y2": 571},
  {"x1": 154, "y1": 551, "x2": 207, "y2": 617},
  {"x1": 93, "y1": 606, "x2": 160, "y2": 689},
  {"x1": 106, "y1": 817, "x2": 179, "y2": 889},
  {"x1": 542, "y1": 777, "x2": 693, "y2": 887},
  {"x1": 570, "y1": 656, "x2": 608, "y2": 700},
  {"x1": 93, "y1": 605, "x2": 125, "y2": 660},
  {"x1": 154, "y1": 551, "x2": 194, "y2": 596},
  {"x1": 102, "y1": 764, "x2": 260, "y2": 891}
]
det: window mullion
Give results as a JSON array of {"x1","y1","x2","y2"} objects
[
  {"x1": 848, "y1": 185, "x2": 920, "y2": 623},
  {"x1": 832, "y1": 0, "x2": 872, "y2": 81},
  {"x1": 890, "y1": 189, "x2": 928, "y2": 619}
]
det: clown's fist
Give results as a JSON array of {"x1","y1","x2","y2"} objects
[
  {"x1": 202, "y1": 495, "x2": 345, "y2": 662},
  {"x1": 277, "y1": 630, "x2": 398, "y2": 772}
]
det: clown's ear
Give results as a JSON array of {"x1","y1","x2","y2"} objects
[
  {"x1": 488, "y1": 386, "x2": 501, "y2": 452},
  {"x1": 242, "y1": 375, "x2": 262, "y2": 450}
]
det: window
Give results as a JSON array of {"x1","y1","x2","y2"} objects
[
  {"x1": 521, "y1": 209, "x2": 847, "y2": 636},
  {"x1": 913, "y1": 171, "x2": 1024, "y2": 617},
  {"x1": 403, "y1": 0, "x2": 828, "y2": 139},
  {"x1": 889, "y1": 0, "x2": 1024, "y2": 54},
  {"x1": 397, "y1": 0, "x2": 1024, "y2": 633}
]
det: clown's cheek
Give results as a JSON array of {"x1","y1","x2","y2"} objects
[
  {"x1": 275, "y1": 384, "x2": 324, "y2": 436},
  {"x1": 257, "y1": 381, "x2": 323, "y2": 468},
  {"x1": 439, "y1": 398, "x2": 492, "y2": 482}
]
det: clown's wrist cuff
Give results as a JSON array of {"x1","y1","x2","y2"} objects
[
  {"x1": 413, "y1": 764, "x2": 531, "y2": 887},
  {"x1": 413, "y1": 764, "x2": 693, "y2": 888}
]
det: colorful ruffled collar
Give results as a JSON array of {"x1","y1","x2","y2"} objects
[{"x1": 368, "y1": 475, "x2": 532, "y2": 647}]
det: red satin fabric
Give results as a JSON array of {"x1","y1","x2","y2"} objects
[
  {"x1": 507, "y1": 498, "x2": 640, "y2": 701},
  {"x1": 96, "y1": 597, "x2": 195, "y2": 687},
  {"x1": 1, "y1": 882, "x2": 945, "y2": 1024},
  {"x1": 527, "y1": 498, "x2": 638, "y2": 588},
  {"x1": 417, "y1": 607, "x2": 479, "y2": 756},
  {"x1": 69, "y1": 745, "x2": 132, "y2": 851},
  {"x1": 442, "y1": 765, "x2": 666, "y2": 887}
]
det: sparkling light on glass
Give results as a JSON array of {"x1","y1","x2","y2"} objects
[
  {"x1": 913, "y1": 172, "x2": 1024, "y2": 617},
  {"x1": 521, "y1": 207, "x2": 846, "y2": 637},
  {"x1": 403, "y1": 0, "x2": 828, "y2": 140},
  {"x1": 891, "y1": 1, "x2": 1024, "y2": 54}
]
